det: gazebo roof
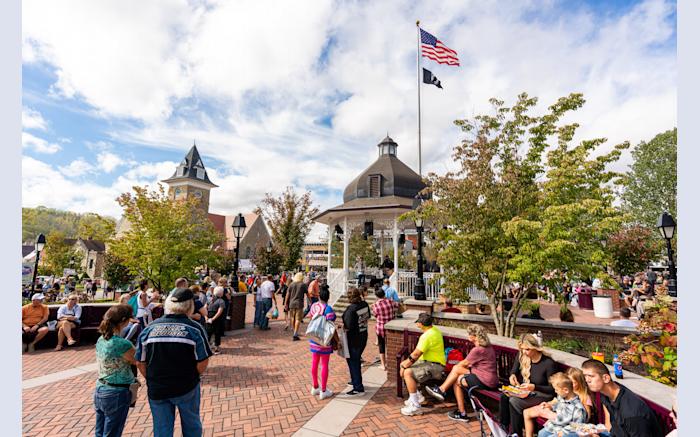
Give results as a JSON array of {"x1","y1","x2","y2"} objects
[{"x1": 313, "y1": 195, "x2": 417, "y2": 225}]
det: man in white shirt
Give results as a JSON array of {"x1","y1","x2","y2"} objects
[
  {"x1": 258, "y1": 275, "x2": 277, "y2": 331},
  {"x1": 610, "y1": 307, "x2": 639, "y2": 328}
]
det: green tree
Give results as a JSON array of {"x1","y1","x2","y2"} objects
[
  {"x1": 421, "y1": 92, "x2": 627, "y2": 337},
  {"x1": 110, "y1": 185, "x2": 222, "y2": 291},
  {"x1": 255, "y1": 187, "x2": 319, "y2": 271},
  {"x1": 43, "y1": 231, "x2": 80, "y2": 276},
  {"x1": 330, "y1": 233, "x2": 379, "y2": 268},
  {"x1": 622, "y1": 128, "x2": 677, "y2": 229},
  {"x1": 608, "y1": 225, "x2": 663, "y2": 277},
  {"x1": 102, "y1": 252, "x2": 135, "y2": 290},
  {"x1": 252, "y1": 244, "x2": 285, "y2": 275},
  {"x1": 77, "y1": 213, "x2": 116, "y2": 241}
]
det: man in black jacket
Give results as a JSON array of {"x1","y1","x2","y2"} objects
[
  {"x1": 342, "y1": 287, "x2": 370, "y2": 396},
  {"x1": 582, "y1": 359, "x2": 663, "y2": 437}
]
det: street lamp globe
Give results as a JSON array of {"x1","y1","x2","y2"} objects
[
  {"x1": 232, "y1": 213, "x2": 247, "y2": 239},
  {"x1": 414, "y1": 217, "x2": 424, "y2": 229},
  {"x1": 36, "y1": 233, "x2": 46, "y2": 252},
  {"x1": 657, "y1": 212, "x2": 676, "y2": 240}
]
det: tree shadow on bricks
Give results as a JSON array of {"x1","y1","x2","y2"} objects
[{"x1": 202, "y1": 365, "x2": 286, "y2": 390}]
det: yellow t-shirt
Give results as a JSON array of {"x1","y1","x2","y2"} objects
[
  {"x1": 238, "y1": 281, "x2": 248, "y2": 293},
  {"x1": 416, "y1": 326, "x2": 446, "y2": 365}
]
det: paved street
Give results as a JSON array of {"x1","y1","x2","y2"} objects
[{"x1": 22, "y1": 295, "x2": 479, "y2": 436}]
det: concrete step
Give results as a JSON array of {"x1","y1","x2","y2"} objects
[{"x1": 333, "y1": 294, "x2": 378, "y2": 318}]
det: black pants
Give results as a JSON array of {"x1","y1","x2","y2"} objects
[
  {"x1": 346, "y1": 335, "x2": 367, "y2": 392},
  {"x1": 499, "y1": 392, "x2": 553, "y2": 436},
  {"x1": 207, "y1": 320, "x2": 225, "y2": 346},
  {"x1": 377, "y1": 335, "x2": 386, "y2": 354}
]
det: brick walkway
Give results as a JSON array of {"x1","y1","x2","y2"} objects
[{"x1": 23, "y1": 295, "x2": 484, "y2": 437}]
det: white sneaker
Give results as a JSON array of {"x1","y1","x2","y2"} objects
[
  {"x1": 311, "y1": 387, "x2": 321, "y2": 396},
  {"x1": 401, "y1": 402, "x2": 423, "y2": 416},
  {"x1": 403, "y1": 393, "x2": 426, "y2": 406},
  {"x1": 319, "y1": 389, "x2": 333, "y2": 400}
]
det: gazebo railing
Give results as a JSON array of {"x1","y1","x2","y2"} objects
[
  {"x1": 397, "y1": 271, "x2": 442, "y2": 300},
  {"x1": 327, "y1": 268, "x2": 346, "y2": 306}
]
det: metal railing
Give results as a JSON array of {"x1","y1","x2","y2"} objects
[{"x1": 396, "y1": 271, "x2": 488, "y2": 302}]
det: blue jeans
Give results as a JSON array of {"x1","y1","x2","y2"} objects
[
  {"x1": 259, "y1": 298, "x2": 273, "y2": 329},
  {"x1": 148, "y1": 384, "x2": 202, "y2": 437},
  {"x1": 254, "y1": 299, "x2": 264, "y2": 326},
  {"x1": 346, "y1": 338, "x2": 367, "y2": 392},
  {"x1": 94, "y1": 386, "x2": 130, "y2": 437}
]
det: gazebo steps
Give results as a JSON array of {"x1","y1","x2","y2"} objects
[{"x1": 332, "y1": 293, "x2": 378, "y2": 318}]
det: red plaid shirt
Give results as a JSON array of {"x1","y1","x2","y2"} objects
[{"x1": 371, "y1": 298, "x2": 398, "y2": 338}]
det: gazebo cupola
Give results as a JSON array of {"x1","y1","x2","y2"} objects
[{"x1": 378, "y1": 135, "x2": 397, "y2": 156}]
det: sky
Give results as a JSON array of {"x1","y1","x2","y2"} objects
[{"x1": 21, "y1": 0, "x2": 677, "y2": 240}]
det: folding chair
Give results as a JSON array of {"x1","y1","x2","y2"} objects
[{"x1": 467, "y1": 386, "x2": 516, "y2": 437}]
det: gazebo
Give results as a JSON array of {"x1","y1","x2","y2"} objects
[{"x1": 314, "y1": 136, "x2": 439, "y2": 303}]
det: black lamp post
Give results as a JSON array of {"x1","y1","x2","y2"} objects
[
  {"x1": 31, "y1": 234, "x2": 46, "y2": 292},
  {"x1": 413, "y1": 217, "x2": 426, "y2": 300},
  {"x1": 657, "y1": 212, "x2": 677, "y2": 297},
  {"x1": 231, "y1": 213, "x2": 247, "y2": 281}
]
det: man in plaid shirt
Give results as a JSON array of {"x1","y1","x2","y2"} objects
[{"x1": 371, "y1": 288, "x2": 399, "y2": 370}]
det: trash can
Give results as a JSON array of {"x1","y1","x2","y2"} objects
[
  {"x1": 593, "y1": 295, "x2": 613, "y2": 318},
  {"x1": 577, "y1": 291, "x2": 594, "y2": 310}
]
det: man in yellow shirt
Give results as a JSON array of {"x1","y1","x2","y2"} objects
[
  {"x1": 22, "y1": 293, "x2": 50, "y2": 353},
  {"x1": 399, "y1": 313, "x2": 445, "y2": 416},
  {"x1": 237, "y1": 275, "x2": 248, "y2": 294}
]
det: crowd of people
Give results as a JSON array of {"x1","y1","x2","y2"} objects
[{"x1": 21, "y1": 267, "x2": 676, "y2": 437}]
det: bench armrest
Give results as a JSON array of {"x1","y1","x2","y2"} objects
[{"x1": 395, "y1": 346, "x2": 409, "y2": 397}]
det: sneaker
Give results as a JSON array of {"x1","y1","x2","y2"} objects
[
  {"x1": 319, "y1": 389, "x2": 333, "y2": 400},
  {"x1": 426, "y1": 385, "x2": 446, "y2": 402},
  {"x1": 292, "y1": 335, "x2": 300, "y2": 341},
  {"x1": 404, "y1": 392, "x2": 426, "y2": 406},
  {"x1": 27, "y1": 343, "x2": 35, "y2": 354},
  {"x1": 447, "y1": 410, "x2": 469, "y2": 422},
  {"x1": 343, "y1": 389, "x2": 365, "y2": 397},
  {"x1": 311, "y1": 386, "x2": 321, "y2": 396},
  {"x1": 401, "y1": 402, "x2": 423, "y2": 416}
]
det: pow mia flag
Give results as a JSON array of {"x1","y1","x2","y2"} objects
[{"x1": 422, "y1": 68, "x2": 442, "y2": 89}]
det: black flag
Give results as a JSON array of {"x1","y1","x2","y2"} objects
[{"x1": 422, "y1": 68, "x2": 442, "y2": 89}]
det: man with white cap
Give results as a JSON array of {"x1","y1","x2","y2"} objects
[{"x1": 22, "y1": 293, "x2": 50, "y2": 353}]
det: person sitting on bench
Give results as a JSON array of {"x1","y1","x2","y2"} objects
[
  {"x1": 55, "y1": 294, "x2": 82, "y2": 350},
  {"x1": 22, "y1": 293, "x2": 50, "y2": 353},
  {"x1": 500, "y1": 334, "x2": 557, "y2": 437},
  {"x1": 399, "y1": 313, "x2": 445, "y2": 417},
  {"x1": 425, "y1": 324, "x2": 498, "y2": 422}
]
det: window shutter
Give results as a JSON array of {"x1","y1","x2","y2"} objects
[{"x1": 369, "y1": 175, "x2": 381, "y2": 197}]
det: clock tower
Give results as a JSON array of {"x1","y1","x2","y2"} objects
[{"x1": 161, "y1": 143, "x2": 218, "y2": 212}]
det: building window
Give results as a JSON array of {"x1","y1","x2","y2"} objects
[
  {"x1": 196, "y1": 168, "x2": 205, "y2": 179},
  {"x1": 369, "y1": 175, "x2": 381, "y2": 197},
  {"x1": 89, "y1": 259, "x2": 94, "y2": 269},
  {"x1": 177, "y1": 166, "x2": 186, "y2": 177}
]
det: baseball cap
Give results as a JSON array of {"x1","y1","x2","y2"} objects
[
  {"x1": 31, "y1": 293, "x2": 45, "y2": 301},
  {"x1": 415, "y1": 312, "x2": 433, "y2": 326},
  {"x1": 169, "y1": 288, "x2": 194, "y2": 303}
]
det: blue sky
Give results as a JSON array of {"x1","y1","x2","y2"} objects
[{"x1": 21, "y1": 0, "x2": 676, "y2": 239}]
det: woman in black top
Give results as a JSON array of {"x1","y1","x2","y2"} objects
[
  {"x1": 499, "y1": 333, "x2": 557, "y2": 436},
  {"x1": 342, "y1": 287, "x2": 371, "y2": 396}
]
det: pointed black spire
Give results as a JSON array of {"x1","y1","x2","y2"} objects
[{"x1": 162, "y1": 144, "x2": 218, "y2": 187}]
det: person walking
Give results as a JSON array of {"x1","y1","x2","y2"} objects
[
  {"x1": 354, "y1": 257, "x2": 366, "y2": 286},
  {"x1": 304, "y1": 274, "x2": 321, "y2": 316},
  {"x1": 342, "y1": 287, "x2": 370, "y2": 396},
  {"x1": 258, "y1": 275, "x2": 277, "y2": 330},
  {"x1": 94, "y1": 304, "x2": 138, "y2": 437},
  {"x1": 135, "y1": 287, "x2": 212, "y2": 437},
  {"x1": 279, "y1": 276, "x2": 292, "y2": 330},
  {"x1": 307, "y1": 285, "x2": 336, "y2": 400},
  {"x1": 206, "y1": 286, "x2": 226, "y2": 354},
  {"x1": 285, "y1": 272, "x2": 307, "y2": 341}
]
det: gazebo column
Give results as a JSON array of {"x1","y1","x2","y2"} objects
[
  {"x1": 393, "y1": 216, "x2": 399, "y2": 273},
  {"x1": 343, "y1": 217, "x2": 350, "y2": 293},
  {"x1": 327, "y1": 223, "x2": 332, "y2": 272}
]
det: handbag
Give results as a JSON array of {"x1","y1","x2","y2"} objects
[
  {"x1": 330, "y1": 329, "x2": 340, "y2": 351},
  {"x1": 336, "y1": 329, "x2": 350, "y2": 358},
  {"x1": 305, "y1": 305, "x2": 336, "y2": 346},
  {"x1": 397, "y1": 301, "x2": 407, "y2": 315},
  {"x1": 47, "y1": 320, "x2": 58, "y2": 331}
]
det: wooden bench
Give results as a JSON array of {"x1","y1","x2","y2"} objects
[
  {"x1": 33, "y1": 304, "x2": 112, "y2": 349},
  {"x1": 395, "y1": 329, "x2": 675, "y2": 434}
]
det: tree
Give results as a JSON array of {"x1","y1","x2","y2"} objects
[
  {"x1": 330, "y1": 233, "x2": 380, "y2": 268},
  {"x1": 43, "y1": 231, "x2": 80, "y2": 276},
  {"x1": 252, "y1": 244, "x2": 284, "y2": 275},
  {"x1": 622, "y1": 128, "x2": 677, "y2": 229},
  {"x1": 109, "y1": 185, "x2": 222, "y2": 291},
  {"x1": 608, "y1": 225, "x2": 663, "y2": 277},
  {"x1": 255, "y1": 187, "x2": 319, "y2": 271},
  {"x1": 78, "y1": 213, "x2": 116, "y2": 241},
  {"x1": 421, "y1": 92, "x2": 627, "y2": 337},
  {"x1": 102, "y1": 252, "x2": 134, "y2": 290}
]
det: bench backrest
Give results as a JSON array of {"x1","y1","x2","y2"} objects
[{"x1": 402, "y1": 329, "x2": 674, "y2": 434}]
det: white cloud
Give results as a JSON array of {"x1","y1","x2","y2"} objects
[
  {"x1": 97, "y1": 151, "x2": 124, "y2": 173},
  {"x1": 22, "y1": 132, "x2": 61, "y2": 154},
  {"x1": 22, "y1": 107, "x2": 47, "y2": 131},
  {"x1": 22, "y1": 0, "x2": 677, "y2": 233},
  {"x1": 59, "y1": 158, "x2": 93, "y2": 177}
]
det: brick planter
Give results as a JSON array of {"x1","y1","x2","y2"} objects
[{"x1": 226, "y1": 292, "x2": 247, "y2": 330}]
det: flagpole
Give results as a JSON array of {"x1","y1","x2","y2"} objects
[{"x1": 416, "y1": 20, "x2": 422, "y2": 177}]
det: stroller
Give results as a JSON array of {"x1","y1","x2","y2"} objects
[{"x1": 467, "y1": 386, "x2": 517, "y2": 437}]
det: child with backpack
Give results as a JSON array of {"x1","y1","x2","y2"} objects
[{"x1": 307, "y1": 285, "x2": 336, "y2": 400}]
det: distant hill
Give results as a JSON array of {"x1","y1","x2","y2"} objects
[{"x1": 22, "y1": 206, "x2": 116, "y2": 243}]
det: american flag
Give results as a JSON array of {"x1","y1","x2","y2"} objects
[{"x1": 420, "y1": 28, "x2": 459, "y2": 66}]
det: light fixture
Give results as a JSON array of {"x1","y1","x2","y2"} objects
[
  {"x1": 657, "y1": 212, "x2": 676, "y2": 240},
  {"x1": 35, "y1": 233, "x2": 46, "y2": 252},
  {"x1": 232, "y1": 213, "x2": 247, "y2": 239}
]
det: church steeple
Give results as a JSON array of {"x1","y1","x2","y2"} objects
[{"x1": 161, "y1": 143, "x2": 218, "y2": 212}]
